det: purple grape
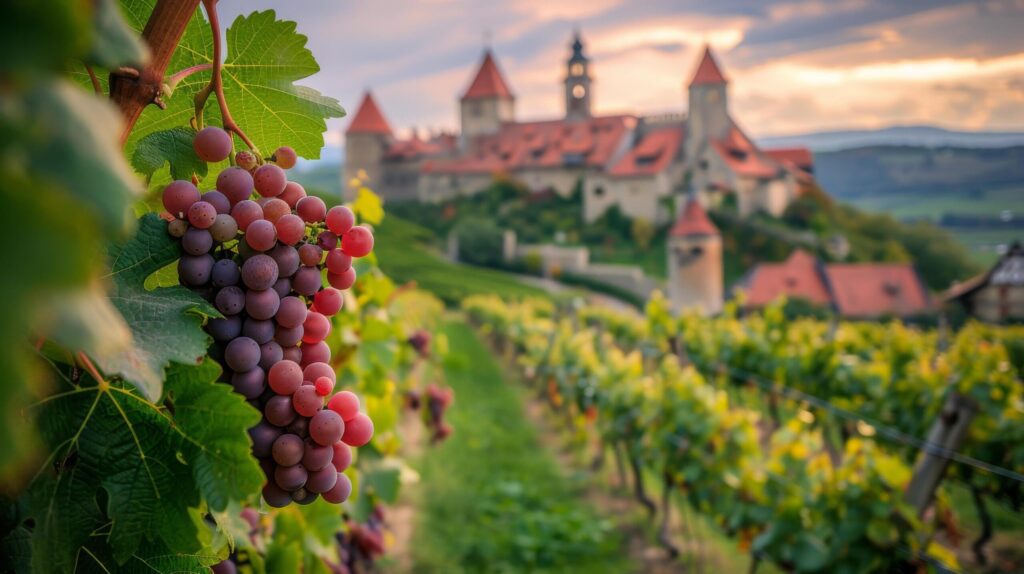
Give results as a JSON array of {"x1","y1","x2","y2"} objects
[
  {"x1": 259, "y1": 340, "x2": 284, "y2": 370},
  {"x1": 309, "y1": 410, "x2": 345, "y2": 446},
  {"x1": 274, "y1": 464, "x2": 308, "y2": 491},
  {"x1": 300, "y1": 341, "x2": 331, "y2": 367},
  {"x1": 241, "y1": 254, "x2": 280, "y2": 291},
  {"x1": 231, "y1": 368, "x2": 265, "y2": 399},
  {"x1": 178, "y1": 254, "x2": 215, "y2": 286},
  {"x1": 316, "y1": 231, "x2": 338, "y2": 251},
  {"x1": 182, "y1": 228, "x2": 213, "y2": 255},
  {"x1": 287, "y1": 416, "x2": 310, "y2": 438},
  {"x1": 264, "y1": 394, "x2": 297, "y2": 427},
  {"x1": 211, "y1": 559, "x2": 237, "y2": 574},
  {"x1": 272, "y1": 277, "x2": 292, "y2": 298},
  {"x1": 225, "y1": 336, "x2": 260, "y2": 372},
  {"x1": 259, "y1": 456, "x2": 276, "y2": 478},
  {"x1": 217, "y1": 166, "x2": 254, "y2": 205},
  {"x1": 249, "y1": 420, "x2": 282, "y2": 458},
  {"x1": 322, "y1": 472, "x2": 352, "y2": 504},
  {"x1": 282, "y1": 346, "x2": 302, "y2": 363},
  {"x1": 276, "y1": 296, "x2": 308, "y2": 329},
  {"x1": 302, "y1": 439, "x2": 334, "y2": 471},
  {"x1": 215, "y1": 286, "x2": 246, "y2": 316},
  {"x1": 237, "y1": 238, "x2": 258, "y2": 260},
  {"x1": 243, "y1": 318, "x2": 275, "y2": 344},
  {"x1": 292, "y1": 385, "x2": 323, "y2": 417},
  {"x1": 292, "y1": 266, "x2": 322, "y2": 296},
  {"x1": 305, "y1": 465, "x2": 338, "y2": 494},
  {"x1": 208, "y1": 315, "x2": 242, "y2": 342},
  {"x1": 268, "y1": 244, "x2": 300, "y2": 278},
  {"x1": 201, "y1": 190, "x2": 231, "y2": 215},
  {"x1": 275, "y1": 323, "x2": 304, "y2": 347},
  {"x1": 245, "y1": 288, "x2": 280, "y2": 320},
  {"x1": 293, "y1": 488, "x2": 318, "y2": 505},
  {"x1": 263, "y1": 482, "x2": 292, "y2": 508},
  {"x1": 271, "y1": 433, "x2": 305, "y2": 466},
  {"x1": 211, "y1": 259, "x2": 240, "y2": 287}
]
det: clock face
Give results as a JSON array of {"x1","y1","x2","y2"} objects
[{"x1": 572, "y1": 85, "x2": 585, "y2": 99}]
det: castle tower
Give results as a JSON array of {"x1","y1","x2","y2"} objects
[
  {"x1": 564, "y1": 31, "x2": 592, "y2": 120},
  {"x1": 685, "y1": 46, "x2": 730, "y2": 160},
  {"x1": 667, "y1": 198, "x2": 723, "y2": 315},
  {"x1": 459, "y1": 49, "x2": 515, "y2": 147},
  {"x1": 344, "y1": 91, "x2": 393, "y2": 194}
]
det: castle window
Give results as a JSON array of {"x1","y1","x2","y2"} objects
[
  {"x1": 470, "y1": 102, "x2": 482, "y2": 117},
  {"x1": 728, "y1": 149, "x2": 748, "y2": 160},
  {"x1": 594, "y1": 186, "x2": 605, "y2": 197},
  {"x1": 699, "y1": 159, "x2": 709, "y2": 170},
  {"x1": 570, "y1": 62, "x2": 584, "y2": 76}
]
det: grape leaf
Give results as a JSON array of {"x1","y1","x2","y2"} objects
[
  {"x1": 88, "y1": 0, "x2": 148, "y2": 68},
  {"x1": 29, "y1": 359, "x2": 259, "y2": 567},
  {"x1": 133, "y1": 127, "x2": 209, "y2": 181},
  {"x1": 120, "y1": 3, "x2": 343, "y2": 177},
  {"x1": 96, "y1": 213, "x2": 218, "y2": 400}
]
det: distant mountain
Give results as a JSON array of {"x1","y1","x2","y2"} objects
[{"x1": 758, "y1": 126, "x2": 1024, "y2": 152}]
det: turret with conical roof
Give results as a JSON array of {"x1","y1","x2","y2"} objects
[
  {"x1": 564, "y1": 30, "x2": 592, "y2": 120},
  {"x1": 685, "y1": 45, "x2": 731, "y2": 160},
  {"x1": 667, "y1": 197, "x2": 723, "y2": 315},
  {"x1": 343, "y1": 90, "x2": 394, "y2": 197},
  {"x1": 460, "y1": 49, "x2": 515, "y2": 146}
]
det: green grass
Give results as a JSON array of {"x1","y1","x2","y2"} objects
[
  {"x1": 374, "y1": 216, "x2": 548, "y2": 306},
  {"x1": 845, "y1": 184, "x2": 1024, "y2": 221},
  {"x1": 409, "y1": 321, "x2": 629, "y2": 574},
  {"x1": 945, "y1": 227, "x2": 1022, "y2": 265}
]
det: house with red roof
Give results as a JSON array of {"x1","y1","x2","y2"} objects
[
  {"x1": 736, "y1": 249, "x2": 933, "y2": 319},
  {"x1": 343, "y1": 34, "x2": 813, "y2": 222}
]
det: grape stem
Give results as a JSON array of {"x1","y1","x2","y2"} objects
[
  {"x1": 195, "y1": 0, "x2": 260, "y2": 157},
  {"x1": 84, "y1": 64, "x2": 102, "y2": 95},
  {"x1": 166, "y1": 63, "x2": 212, "y2": 92}
]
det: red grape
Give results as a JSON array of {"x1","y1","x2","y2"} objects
[
  {"x1": 302, "y1": 312, "x2": 331, "y2": 344},
  {"x1": 325, "y1": 205, "x2": 355, "y2": 236},
  {"x1": 276, "y1": 296, "x2": 308, "y2": 329},
  {"x1": 162, "y1": 180, "x2": 201, "y2": 218},
  {"x1": 245, "y1": 288, "x2": 280, "y2": 320},
  {"x1": 249, "y1": 421, "x2": 281, "y2": 458},
  {"x1": 235, "y1": 150, "x2": 258, "y2": 171},
  {"x1": 300, "y1": 340, "x2": 331, "y2": 367},
  {"x1": 268, "y1": 360, "x2": 303, "y2": 395},
  {"x1": 276, "y1": 214, "x2": 306, "y2": 245},
  {"x1": 217, "y1": 166, "x2": 254, "y2": 204},
  {"x1": 303, "y1": 439, "x2": 334, "y2": 471},
  {"x1": 241, "y1": 254, "x2": 279, "y2": 291},
  {"x1": 194, "y1": 126, "x2": 232, "y2": 162},
  {"x1": 187, "y1": 201, "x2": 217, "y2": 229},
  {"x1": 262, "y1": 198, "x2": 291, "y2": 224},
  {"x1": 322, "y1": 472, "x2": 352, "y2": 503},
  {"x1": 342, "y1": 226, "x2": 374, "y2": 258},
  {"x1": 313, "y1": 288, "x2": 343, "y2": 316},
  {"x1": 314, "y1": 376, "x2": 334, "y2": 397},
  {"x1": 331, "y1": 442, "x2": 352, "y2": 472},
  {"x1": 309, "y1": 410, "x2": 345, "y2": 446},
  {"x1": 275, "y1": 324, "x2": 304, "y2": 347},
  {"x1": 292, "y1": 384, "x2": 323, "y2": 417},
  {"x1": 201, "y1": 190, "x2": 231, "y2": 215},
  {"x1": 342, "y1": 412, "x2": 374, "y2": 447},
  {"x1": 296, "y1": 196, "x2": 327, "y2": 223},
  {"x1": 254, "y1": 164, "x2": 287, "y2": 197},
  {"x1": 245, "y1": 219, "x2": 277, "y2": 251},
  {"x1": 231, "y1": 199, "x2": 263, "y2": 231},
  {"x1": 328, "y1": 391, "x2": 359, "y2": 422},
  {"x1": 303, "y1": 362, "x2": 335, "y2": 383},
  {"x1": 225, "y1": 336, "x2": 260, "y2": 371},
  {"x1": 325, "y1": 249, "x2": 352, "y2": 274},
  {"x1": 327, "y1": 267, "x2": 356, "y2": 290},
  {"x1": 210, "y1": 213, "x2": 238, "y2": 242},
  {"x1": 279, "y1": 181, "x2": 307, "y2": 208},
  {"x1": 298, "y1": 243, "x2": 323, "y2": 266},
  {"x1": 274, "y1": 146, "x2": 298, "y2": 169},
  {"x1": 304, "y1": 465, "x2": 338, "y2": 493},
  {"x1": 282, "y1": 345, "x2": 302, "y2": 363},
  {"x1": 292, "y1": 266, "x2": 322, "y2": 296}
]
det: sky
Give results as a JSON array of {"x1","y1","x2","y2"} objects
[{"x1": 220, "y1": 0, "x2": 1024, "y2": 154}]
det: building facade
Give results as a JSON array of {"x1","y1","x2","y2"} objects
[
  {"x1": 344, "y1": 35, "x2": 813, "y2": 222},
  {"x1": 945, "y1": 243, "x2": 1024, "y2": 323}
]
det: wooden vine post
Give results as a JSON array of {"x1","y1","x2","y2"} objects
[{"x1": 905, "y1": 391, "x2": 978, "y2": 514}]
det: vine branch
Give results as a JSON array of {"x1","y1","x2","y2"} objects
[
  {"x1": 195, "y1": 0, "x2": 260, "y2": 156},
  {"x1": 84, "y1": 64, "x2": 102, "y2": 95},
  {"x1": 166, "y1": 63, "x2": 212, "y2": 91},
  {"x1": 110, "y1": 0, "x2": 201, "y2": 146}
]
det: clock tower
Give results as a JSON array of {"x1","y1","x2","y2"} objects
[{"x1": 564, "y1": 31, "x2": 592, "y2": 120}]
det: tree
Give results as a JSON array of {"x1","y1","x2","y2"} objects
[{"x1": 631, "y1": 217, "x2": 655, "y2": 250}]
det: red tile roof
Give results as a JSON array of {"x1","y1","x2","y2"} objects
[
  {"x1": 462, "y1": 50, "x2": 514, "y2": 101},
  {"x1": 689, "y1": 46, "x2": 727, "y2": 87},
  {"x1": 743, "y1": 249, "x2": 831, "y2": 307},
  {"x1": 670, "y1": 198, "x2": 718, "y2": 237},
  {"x1": 764, "y1": 147, "x2": 813, "y2": 172},
  {"x1": 422, "y1": 115, "x2": 633, "y2": 175},
  {"x1": 712, "y1": 126, "x2": 781, "y2": 178},
  {"x1": 346, "y1": 92, "x2": 392, "y2": 135},
  {"x1": 385, "y1": 133, "x2": 457, "y2": 160},
  {"x1": 825, "y1": 264, "x2": 931, "y2": 318},
  {"x1": 608, "y1": 126, "x2": 683, "y2": 177}
]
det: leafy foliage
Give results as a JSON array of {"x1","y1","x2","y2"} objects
[{"x1": 132, "y1": 126, "x2": 208, "y2": 181}]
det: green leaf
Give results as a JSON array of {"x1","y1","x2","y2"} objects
[
  {"x1": 40, "y1": 283, "x2": 133, "y2": 365},
  {"x1": 0, "y1": 0, "x2": 90, "y2": 79},
  {"x1": 29, "y1": 360, "x2": 260, "y2": 566},
  {"x1": 89, "y1": 0, "x2": 149, "y2": 68},
  {"x1": 169, "y1": 361, "x2": 264, "y2": 512},
  {"x1": 123, "y1": 4, "x2": 344, "y2": 178},
  {"x1": 3, "y1": 80, "x2": 142, "y2": 238},
  {"x1": 133, "y1": 127, "x2": 209, "y2": 181},
  {"x1": 792, "y1": 532, "x2": 829, "y2": 572},
  {"x1": 97, "y1": 213, "x2": 218, "y2": 400}
]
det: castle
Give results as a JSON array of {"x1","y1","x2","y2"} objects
[{"x1": 344, "y1": 35, "x2": 814, "y2": 223}]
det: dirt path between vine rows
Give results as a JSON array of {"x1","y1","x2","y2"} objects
[{"x1": 383, "y1": 411, "x2": 423, "y2": 573}]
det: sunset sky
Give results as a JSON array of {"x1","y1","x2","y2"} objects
[{"x1": 221, "y1": 0, "x2": 1024, "y2": 150}]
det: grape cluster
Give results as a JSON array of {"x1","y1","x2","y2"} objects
[
  {"x1": 425, "y1": 383, "x2": 454, "y2": 443},
  {"x1": 165, "y1": 128, "x2": 377, "y2": 508}
]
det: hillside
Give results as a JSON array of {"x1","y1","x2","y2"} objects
[{"x1": 759, "y1": 125, "x2": 1024, "y2": 151}]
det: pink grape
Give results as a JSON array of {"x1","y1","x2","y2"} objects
[
  {"x1": 268, "y1": 360, "x2": 303, "y2": 395},
  {"x1": 231, "y1": 199, "x2": 263, "y2": 231},
  {"x1": 282, "y1": 345, "x2": 302, "y2": 363},
  {"x1": 292, "y1": 385, "x2": 323, "y2": 417},
  {"x1": 276, "y1": 214, "x2": 305, "y2": 245},
  {"x1": 303, "y1": 439, "x2": 334, "y2": 471},
  {"x1": 304, "y1": 362, "x2": 335, "y2": 384},
  {"x1": 328, "y1": 267, "x2": 356, "y2": 290},
  {"x1": 325, "y1": 249, "x2": 352, "y2": 274},
  {"x1": 298, "y1": 243, "x2": 322, "y2": 266},
  {"x1": 201, "y1": 190, "x2": 231, "y2": 215},
  {"x1": 194, "y1": 126, "x2": 232, "y2": 162},
  {"x1": 342, "y1": 413, "x2": 374, "y2": 447},
  {"x1": 300, "y1": 341, "x2": 331, "y2": 367},
  {"x1": 245, "y1": 219, "x2": 277, "y2": 252},
  {"x1": 253, "y1": 164, "x2": 287, "y2": 197},
  {"x1": 296, "y1": 196, "x2": 327, "y2": 223},
  {"x1": 302, "y1": 312, "x2": 331, "y2": 344},
  {"x1": 309, "y1": 410, "x2": 345, "y2": 446},
  {"x1": 262, "y1": 198, "x2": 291, "y2": 224},
  {"x1": 187, "y1": 201, "x2": 217, "y2": 229},
  {"x1": 328, "y1": 391, "x2": 360, "y2": 422},
  {"x1": 305, "y1": 465, "x2": 338, "y2": 494},
  {"x1": 313, "y1": 288, "x2": 343, "y2": 316},
  {"x1": 277, "y1": 296, "x2": 308, "y2": 329},
  {"x1": 217, "y1": 166, "x2": 254, "y2": 204},
  {"x1": 314, "y1": 376, "x2": 334, "y2": 397},
  {"x1": 342, "y1": 226, "x2": 374, "y2": 258},
  {"x1": 274, "y1": 146, "x2": 298, "y2": 169},
  {"x1": 322, "y1": 472, "x2": 352, "y2": 504},
  {"x1": 325, "y1": 206, "x2": 355, "y2": 236},
  {"x1": 331, "y1": 442, "x2": 352, "y2": 472},
  {"x1": 162, "y1": 180, "x2": 200, "y2": 218},
  {"x1": 279, "y1": 181, "x2": 306, "y2": 208}
]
